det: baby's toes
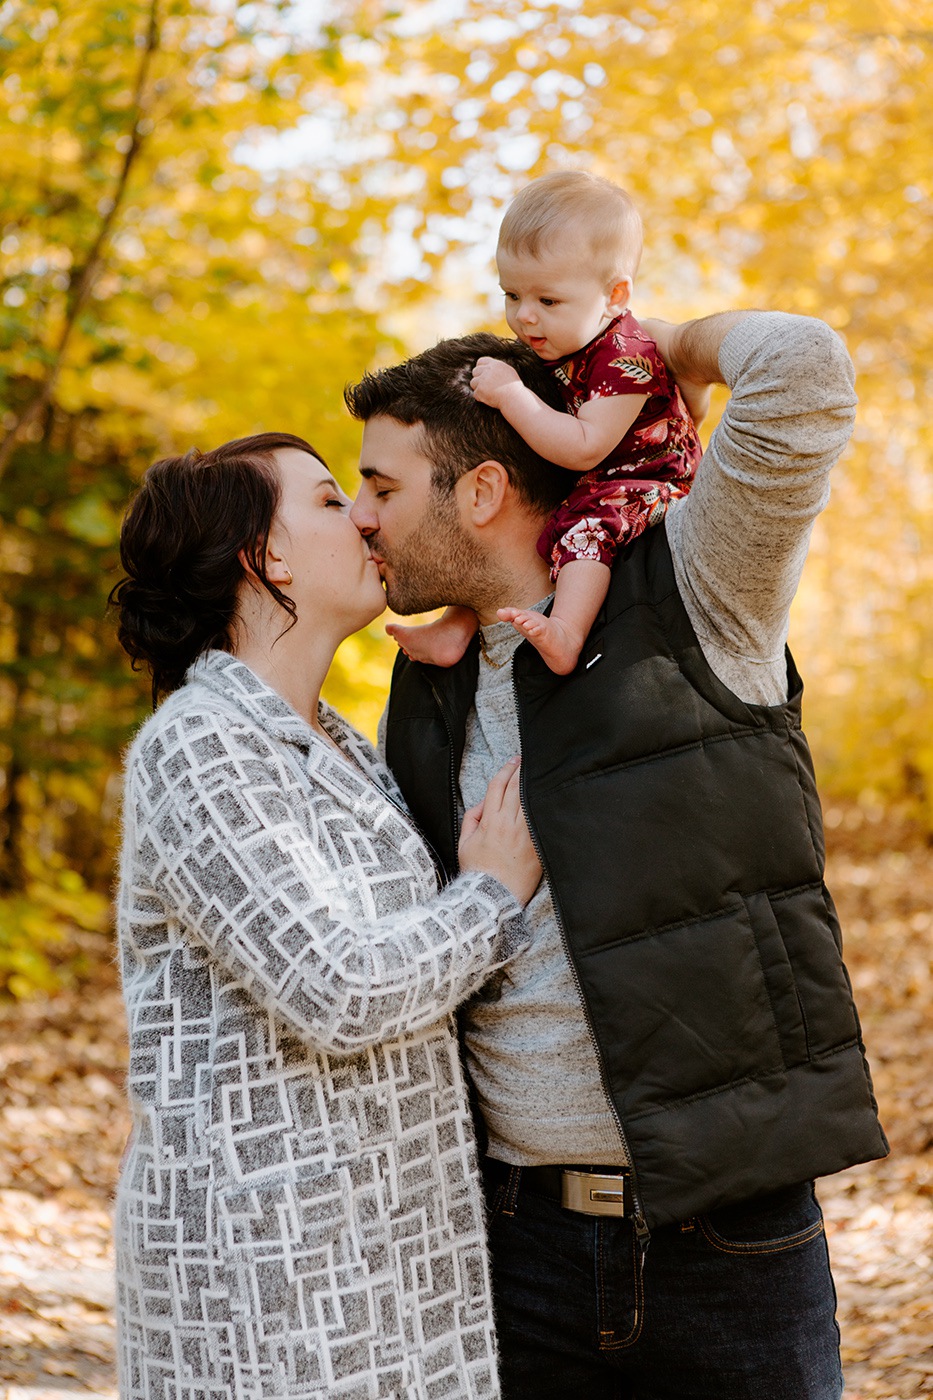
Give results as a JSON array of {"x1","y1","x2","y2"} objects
[{"x1": 514, "y1": 612, "x2": 544, "y2": 636}]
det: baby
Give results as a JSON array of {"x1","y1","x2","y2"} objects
[{"x1": 388, "y1": 171, "x2": 705, "y2": 674}]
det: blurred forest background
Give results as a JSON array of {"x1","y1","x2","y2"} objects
[
  {"x1": 1, "y1": 5, "x2": 932, "y2": 1396},
  {"x1": 0, "y1": 0, "x2": 930, "y2": 995}
]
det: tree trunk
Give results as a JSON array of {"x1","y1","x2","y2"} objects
[
  {"x1": 0, "y1": 604, "x2": 31, "y2": 894},
  {"x1": 0, "y1": 0, "x2": 161, "y2": 481}
]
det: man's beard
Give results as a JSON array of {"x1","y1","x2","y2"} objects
[{"x1": 375, "y1": 489, "x2": 501, "y2": 616}]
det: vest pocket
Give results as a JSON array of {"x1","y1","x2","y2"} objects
[
  {"x1": 766, "y1": 884, "x2": 860, "y2": 1053},
  {"x1": 743, "y1": 892, "x2": 810, "y2": 1069},
  {"x1": 587, "y1": 904, "x2": 786, "y2": 1113}
]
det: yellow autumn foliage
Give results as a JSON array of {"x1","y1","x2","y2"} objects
[{"x1": 0, "y1": 0, "x2": 930, "y2": 993}]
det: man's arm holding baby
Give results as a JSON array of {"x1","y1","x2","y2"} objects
[
  {"x1": 642, "y1": 310, "x2": 857, "y2": 705},
  {"x1": 470, "y1": 355, "x2": 647, "y2": 474}
]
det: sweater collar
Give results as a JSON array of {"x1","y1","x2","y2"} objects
[{"x1": 186, "y1": 650, "x2": 405, "y2": 803}]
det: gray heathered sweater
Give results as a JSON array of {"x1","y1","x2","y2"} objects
[{"x1": 400, "y1": 312, "x2": 857, "y2": 1167}]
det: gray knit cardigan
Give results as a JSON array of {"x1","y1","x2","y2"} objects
[{"x1": 115, "y1": 651, "x2": 528, "y2": 1400}]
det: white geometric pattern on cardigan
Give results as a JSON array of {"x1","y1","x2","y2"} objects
[{"x1": 115, "y1": 651, "x2": 527, "y2": 1400}]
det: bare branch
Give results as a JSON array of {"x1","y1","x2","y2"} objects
[{"x1": 0, "y1": 0, "x2": 161, "y2": 479}]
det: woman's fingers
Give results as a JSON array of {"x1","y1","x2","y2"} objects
[
  {"x1": 457, "y1": 756, "x2": 540, "y2": 904},
  {"x1": 502, "y1": 760, "x2": 523, "y2": 807},
  {"x1": 481, "y1": 757, "x2": 521, "y2": 816}
]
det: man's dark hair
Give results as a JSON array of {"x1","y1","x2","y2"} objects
[{"x1": 344, "y1": 333, "x2": 577, "y2": 515}]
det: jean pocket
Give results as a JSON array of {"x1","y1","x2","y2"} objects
[
  {"x1": 484, "y1": 1182, "x2": 507, "y2": 1220},
  {"x1": 697, "y1": 1182, "x2": 825, "y2": 1256}
]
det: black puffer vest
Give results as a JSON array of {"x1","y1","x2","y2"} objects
[{"x1": 385, "y1": 525, "x2": 888, "y2": 1229}]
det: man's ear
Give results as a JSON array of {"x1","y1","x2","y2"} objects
[
  {"x1": 607, "y1": 276, "x2": 633, "y2": 313},
  {"x1": 456, "y1": 460, "x2": 510, "y2": 527}
]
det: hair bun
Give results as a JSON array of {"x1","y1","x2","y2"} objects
[
  {"x1": 111, "y1": 576, "x2": 216, "y2": 697},
  {"x1": 110, "y1": 434, "x2": 317, "y2": 704}
]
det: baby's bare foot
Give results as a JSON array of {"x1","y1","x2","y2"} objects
[
  {"x1": 496, "y1": 609, "x2": 585, "y2": 675},
  {"x1": 386, "y1": 612, "x2": 476, "y2": 667}
]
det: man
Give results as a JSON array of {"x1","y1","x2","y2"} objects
[{"x1": 346, "y1": 311, "x2": 887, "y2": 1399}]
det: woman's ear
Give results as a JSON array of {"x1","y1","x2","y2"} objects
[
  {"x1": 238, "y1": 544, "x2": 292, "y2": 585},
  {"x1": 458, "y1": 460, "x2": 510, "y2": 527}
]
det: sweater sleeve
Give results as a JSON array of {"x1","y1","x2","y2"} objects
[
  {"x1": 125, "y1": 713, "x2": 528, "y2": 1056},
  {"x1": 665, "y1": 312, "x2": 857, "y2": 702}
]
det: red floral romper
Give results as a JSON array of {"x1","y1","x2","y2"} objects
[{"x1": 537, "y1": 310, "x2": 702, "y2": 579}]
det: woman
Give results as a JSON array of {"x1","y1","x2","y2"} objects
[{"x1": 111, "y1": 432, "x2": 541, "y2": 1400}]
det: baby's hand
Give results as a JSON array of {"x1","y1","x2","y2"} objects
[{"x1": 471, "y1": 356, "x2": 522, "y2": 408}]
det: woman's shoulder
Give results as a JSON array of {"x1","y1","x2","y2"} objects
[
  {"x1": 126, "y1": 676, "x2": 283, "y2": 781},
  {"x1": 124, "y1": 653, "x2": 403, "y2": 819}
]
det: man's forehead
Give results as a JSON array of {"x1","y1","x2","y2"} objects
[{"x1": 359, "y1": 416, "x2": 433, "y2": 477}]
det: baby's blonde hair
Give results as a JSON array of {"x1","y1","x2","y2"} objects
[{"x1": 498, "y1": 171, "x2": 643, "y2": 285}]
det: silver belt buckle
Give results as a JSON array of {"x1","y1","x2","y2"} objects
[{"x1": 561, "y1": 1168, "x2": 628, "y2": 1217}]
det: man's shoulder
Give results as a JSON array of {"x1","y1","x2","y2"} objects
[
  {"x1": 387, "y1": 648, "x2": 430, "y2": 701},
  {"x1": 384, "y1": 651, "x2": 449, "y2": 733},
  {"x1": 598, "y1": 521, "x2": 678, "y2": 623}
]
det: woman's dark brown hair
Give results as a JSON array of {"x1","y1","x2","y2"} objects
[{"x1": 110, "y1": 432, "x2": 321, "y2": 704}]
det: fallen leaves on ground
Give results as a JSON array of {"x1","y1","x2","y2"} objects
[
  {"x1": 0, "y1": 804, "x2": 930, "y2": 1399},
  {"x1": 0, "y1": 924, "x2": 124, "y2": 1400},
  {"x1": 821, "y1": 804, "x2": 933, "y2": 1400}
]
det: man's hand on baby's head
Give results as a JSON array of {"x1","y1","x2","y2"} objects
[{"x1": 470, "y1": 357, "x2": 523, "y2": 408}]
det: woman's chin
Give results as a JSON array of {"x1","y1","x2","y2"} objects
[{"x1": 359, "y1": 589, "x2": 388, "y2": 630}]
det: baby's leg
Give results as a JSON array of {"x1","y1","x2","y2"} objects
[
  {"x1": 386, "y1": 606, "x2": 479, "y2": 666},
  {"x1": 498, "y1": 560, "x2": 610, "y2": 675}
]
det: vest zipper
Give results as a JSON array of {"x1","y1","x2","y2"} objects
[
  {"x1": 425, "y1": 666, "x2": 651, "y2": 1257},
  {"x1": 511, "y1": 670, "x2": 652, "y2": 1260},
  {"x1": 427, "y1": 679, "x2": 463, "y2": 863}
]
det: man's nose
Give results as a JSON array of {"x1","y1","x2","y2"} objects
[{"x1": 349, "y1": 494, "x2": 375, "y2": 535}]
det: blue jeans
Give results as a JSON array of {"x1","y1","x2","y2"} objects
[{"x1": 483, "y1": 1165, "x2": 844, "y2": 1400}]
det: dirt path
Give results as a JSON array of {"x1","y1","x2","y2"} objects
[
  {"x1": 818, "y1": 806, "x2": 933, "y2": 1398},
  {"x1": 0, "y1": 977, "x2": 125, "y2": 1400},
  {"x1": 1, "y1": 804, "x2": 930, "y2": 1399}
]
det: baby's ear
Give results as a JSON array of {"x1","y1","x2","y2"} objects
[{"x1": 608, "y1": 277, "x2": 633, "y2": 310}]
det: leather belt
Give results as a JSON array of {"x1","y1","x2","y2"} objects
[{"x1": 484, "y1": 1157, "x2": 633, "y2": 1218}]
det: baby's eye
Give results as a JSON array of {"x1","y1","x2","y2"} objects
[
  {"x1": 503, "y1": 291, "x2": 519, "y2": 302},
  {"x1": 540, "y1": 297, "x2": 557, "y2": 307}
]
